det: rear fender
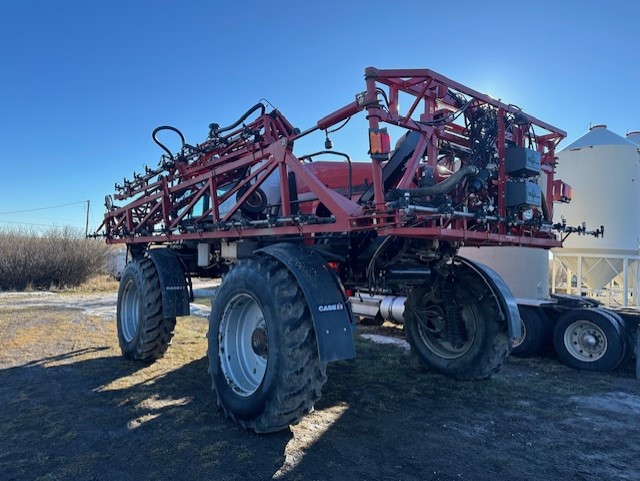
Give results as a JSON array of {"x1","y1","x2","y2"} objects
[
  {"x1": 147, "y1": 249, "x2": 191, "y2": 318},
  {"x1": 257, "y1": 243, "x2": 356, "y2": 363},
  {"x1": 457, "y1": 256, "x2": 521, "y2": 339}
]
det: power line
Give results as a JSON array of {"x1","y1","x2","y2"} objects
[
  {"x1": 0, "y1": 218, "x2": 62, "y2": 228},
  {"x1": 0, "y1": 200, "x2": 88, "y2": 215}
]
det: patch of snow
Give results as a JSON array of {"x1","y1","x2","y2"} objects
[
  {"x1": 0, "y1": 291, "x2": 211, "y2": 320},
  {"x1": 189, "y1": 304, "x2": 211, "y2": 318},
  {"x1": 570, "y1": 391, "x2": 640, "y2": 414},
  {"x1": 0, "y1": 291, "x2": 56, "y2": 298},
  {"x1": 359, "y1": 333, "x2": 410, "y2": 351}
]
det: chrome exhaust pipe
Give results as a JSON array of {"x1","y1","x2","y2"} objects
[{"x1": 349, "y1": 294, "x2": 406, "y2": 324}]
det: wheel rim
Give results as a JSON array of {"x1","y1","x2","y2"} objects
[
  {"x1": 219, "y1": 293, "x2": 268, "y2": 397},
  {"x1": 121, "y1": 278, "x2": 141, "y2": 343},
  {"x1": 416, "y1": 304, "x2": 477, "y2": 360},
  {"x1": 563, "y1": 320, "x2": 607, "y2": 362}
]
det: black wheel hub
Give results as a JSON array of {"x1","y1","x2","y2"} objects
[{"x1": 251, "y1": 327, "x2": 268, "y2": 358}]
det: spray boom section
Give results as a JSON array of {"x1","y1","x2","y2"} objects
[{"x1": 97, "y1": 67, "x2": 600, "y2": 246}]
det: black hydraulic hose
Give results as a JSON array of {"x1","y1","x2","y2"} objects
[
  {"x1": 540, "y1": 192, "x2": 550, "y2": 221},
  {"x1": 386, "y1": 165, "x2": 479, "y2": 201},
  {"x1": 152, "y1": 126, "x2": 186, "y2": 161},
  {"x1": 210, "y1": 103, "x2": 266, "y2": 137}
]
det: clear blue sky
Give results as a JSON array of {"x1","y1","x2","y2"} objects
[{"x1": 1, "y1": 0, "x2": 638, "y2": 232}]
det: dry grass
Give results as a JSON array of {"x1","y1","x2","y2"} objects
[
  {"x1": 57, "y1": 274, "x2": 120, "y2": 294},
  {"x1": 0, "y1": 306, "x2": 118, "y2": 367},
  {"x1": 0, "y1": 304, "x2": 207, "y2": 370},
  {"x1": 191, "y1": 296, "x2": 211, "y2": 306},
  {"x1": 0, "y1": 227, "x2": 111, "y2": 291}
]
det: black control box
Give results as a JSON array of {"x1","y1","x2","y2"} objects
[
  {"x1": 506, "y1": 181, "x2": 542, "y2": 208},
  {"x1": 505, "y1": 147, "x2": 541, "y2": 177}
]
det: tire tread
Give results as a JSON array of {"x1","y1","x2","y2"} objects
[
  {"x1": 209, "y1": 256, "x2": 327, "y2": 433},
  {"x1": 118, "y1": 257, "x2": 176, "y2": 362}
]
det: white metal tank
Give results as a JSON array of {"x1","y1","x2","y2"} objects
[
  {"x1": 553, "y1": 124, "x2": 640, "y2": 290},
  {"x1": 627, "y1": 131, "x2": 640, "y2": 145},
  {"x1": 459, "y1": 246, "x2": 549, "y2": 303}
]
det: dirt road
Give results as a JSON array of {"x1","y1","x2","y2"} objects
[{"x1": 1, "y1": 290, "x2": 639, "y2": 481}]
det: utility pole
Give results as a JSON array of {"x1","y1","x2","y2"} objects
[{"x1": 85, "y1": 200, "x2": 90, "y2": 237}]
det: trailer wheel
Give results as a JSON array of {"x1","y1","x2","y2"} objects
[
  {"x1": 208, "y1": 256, "x2": 327, "y2": 433},
  {"x1": 598, "y1": 309, "x2": 630, "y2": 366},
  {"x1": 512, "y1": 306, "x2": 552, "y2": 357},
  {"x1": 117, "y1": 257, "x2": 176, "y2": 362},
  {"x1": 404, "y1": 262, "x2": 510, "y2": 380},
  {"x1": 553, "y1": 309, "x2": 625, "y2": 371}
]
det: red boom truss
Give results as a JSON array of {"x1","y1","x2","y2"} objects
[{"x1": 99, "y1": 67, "x2": 568, "y2": 248}]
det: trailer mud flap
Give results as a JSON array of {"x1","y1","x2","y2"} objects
[
  {"x1": 457, "y1": 256, "x2": 521, "y2": 339},
  {"x1": 147, "y1": 249, "x2": 191, "y2": 318},
  {"x1": 257, "y1": 243, "x2": 356, "y2": 362}
]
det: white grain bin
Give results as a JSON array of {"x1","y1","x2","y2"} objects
[
  {"x1": 552, "y1": 125, "x2": 640, "y2": 305},
  {"x1": 627, "y1": 131, "x2": 640, "y2": 145}
]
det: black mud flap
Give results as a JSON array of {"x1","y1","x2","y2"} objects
[
  {"x1": 457, "y1": 256, "x2": 521, "y2": 339},
  {"x1": 257, "y1": 243, "x2": 356, "y2": 363},
  {"x1": 147, "y1": 249, "x2": 191, "y2": 318}
]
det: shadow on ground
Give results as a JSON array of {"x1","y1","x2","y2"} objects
[
  {"x1": 281, "y1": 344, "x2": 640, "y2": 481},
  {"x1": 1, "y1": 339, "x2": 640, "y2": 481},
  {"x1": 0, "y1": 349, "x2": 290, "y2": 480}
]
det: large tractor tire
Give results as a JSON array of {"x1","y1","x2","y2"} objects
[
  {"x1": 404, "y1": 260, "x2": 511, "y2": 380},
  {"x1": 117, "y1": 257, "x2": 176, "y2": 362},
  {"x1": 553, "y1": 308, "x2": 626, "y2": 371},
  {"x1": 208, "y1": 256, "x2": 327, "y2": 433},
  {"x1": 512, "y1": 306, "x2": 553, "y2": 357}
]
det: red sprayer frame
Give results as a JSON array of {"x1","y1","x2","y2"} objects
[{"x1": 100, "y1": 67, "x2": 567, "y2": 248}]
